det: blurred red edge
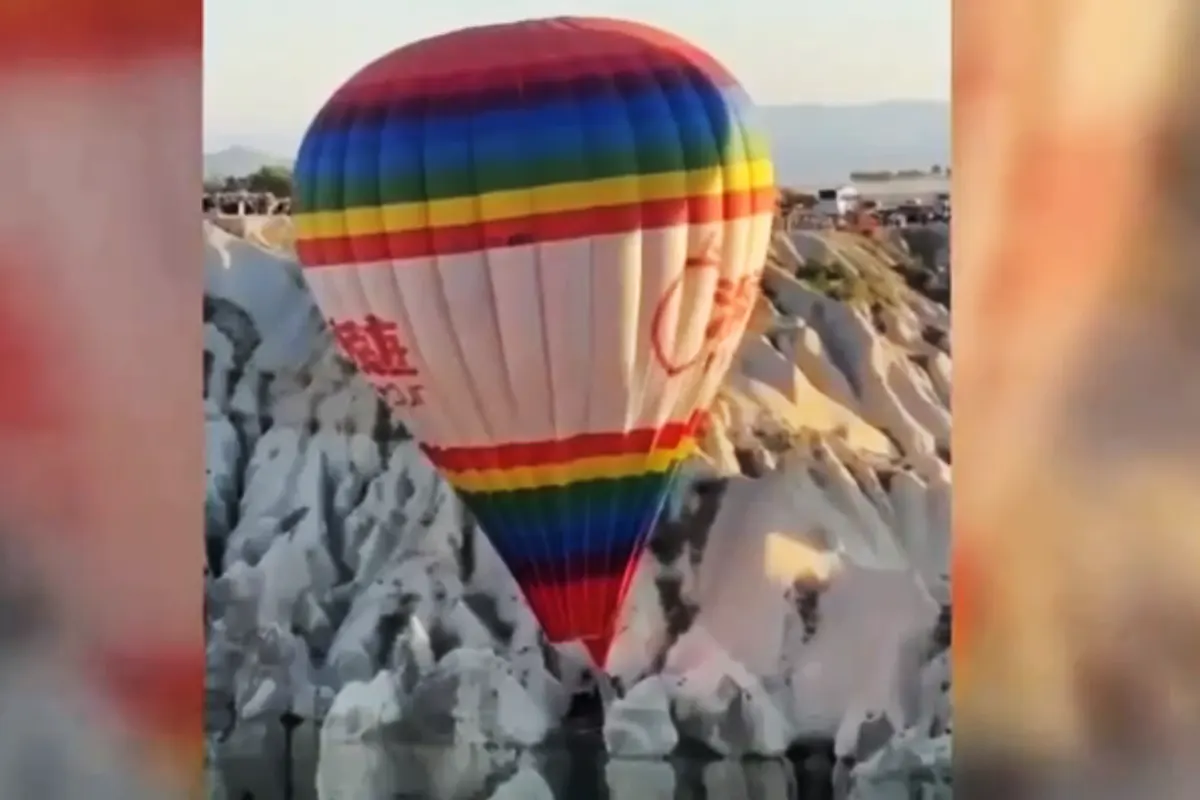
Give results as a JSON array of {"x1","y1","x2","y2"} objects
[
  {"x1": 0, "y1": 279, "x2": 61, "y2": 431},
  {"x1": 0, "y1": 0, "x2": 199, "y2": 65},
  {"x1": 951, "y1": 534, "x2": 977, "y2": 665},
  {"x1": 97, "y1": 648, "x2": 205, "y2": 749},
  {"x1": 0, "y1": 0, "x2": 204, "y2": 788}
]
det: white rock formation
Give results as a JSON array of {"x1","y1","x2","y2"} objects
[
  {"x1": 203, "y1": 220, "x2": 952, "y2": 799},
  {"x1": 603, "y1": 675, "x2": 678, "y2": 757}
]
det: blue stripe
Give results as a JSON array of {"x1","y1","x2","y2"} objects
[
  {"x1": 489, "y1": 519, "x2": 654, "y2": 583},
  {"x1": 461, "y1": 470, "x2": 685, "y2": 583},
  {"x1": 297, "y1": 80, "x2": 754, "y2": 184},
  {"x1": 474, "y1": 506, "x2": 653, "y2": 566}
]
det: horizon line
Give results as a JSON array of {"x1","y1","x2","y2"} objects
[{"x1": 204, "y1": 96, "x2": 949, "y2": 154}]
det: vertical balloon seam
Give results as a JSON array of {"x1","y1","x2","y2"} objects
[
  {"x1": 340, "y1": 99, "x2": 371, "y2": 416},
  {"x1": 341, "y1": 98, "x2": 373, "y2": 398},
  {"x1": 448, "y1": 71, "x2": 559, "y2": 630},
  {"x1": 623, "y1": 45, "x2": 666, "y2": 652},
  {"x1": 642, "y1": 56, "x2": 722, "y2": 570},
  {"x1": 692, "y1": 116, "x2": 728, "y2": 423},
  {"x1": 616, "y1": 53, "x2": 711, "y2": 653},
  {"x1": 380, "y1": 92, "x2": 458, "y2": 446},
  {"x1": 359, "y1": 96, "x2": 427, "y2": 450},
  {"x1": 629, "y1": 48, "x2": 668, "y2": 653},
  {"x1": 576, "y1": 25, "x2": 605, "y2": 650},
  {"x1": 319, "y1": 97, "x2": 356, "y2": 389},
  {"x1": 664, "y1": 58, "x2": 709, "y2": 424},
  {"x1": 591, "y1": 31, "x2": 632, "y2": 651},
  {"x1": 733, "y1": 85, "x2": 767, "y2": 415},
  {"x1": 299, "y1": 90, "x2": 346, "y2": 419},
  {"x1": 669, "y1": 59, "x2": 720, "y2": 424},
  {"x1": 603, "y1": 49, "x2": 685, "y2": 657},
  {"x1": 429, "y1": 93, "x2": 504, "y2": 435},
  {"x1": 713, "y1": 81, "x2": 758, "y2": 418},
  {"x1": 580, "y1": 44, "x2": 621, "y2": 647},
  {"x1": 372, "y1": 87, "x2": 408, "y2": 445},
  {"x1": 416, "y1": 92, "x2": 498, "y2": 448},
  {"x1": 700, "y1": 62, "x2": 757, "y2": 422},
  {"x1": 532, "y1": 63, "x2": 580, "y2": 637},
  {"x1": 340, "y1": 96, "x2": 359, "y2": 268},
  {"x1": 617, "y1": 57, "x2": 687, "y2": 622},
  {"x1": 311, "y1": 104, "x2": 334, "y2": 290},
  {"x1": 502, "y1": 65, "x2": 572, "y2": 634},
  {"x1": 519, "y1": 70, "x2": 574, "y2": 638},
  {"x1": 704, "y1": 61, "x2": 734, "y2": 425},
  {"x1": 596, "y1": 47, "x2": 640, "y2": 655},
  {"x1": 548, "y1": 32, "x2": 592, "y2": 639},
  {"x1": 530, "y1": 220, "x2": 575, "y2": 637},
  {"x1": 388, "y1": 95, "x2": 451, "y2": 437},
  {"x1": 573, "y1": 34, "x2": 614, "y2": 652},
  {"x1": 347, "y1": 92, "x2": 397, "y2": 442}
]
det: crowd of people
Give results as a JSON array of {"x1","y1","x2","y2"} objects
[
  {"x1": 786, "y1": 199, "x2": 949, "y2": 233},
  {"x1": 203, "y1": 191, "x2": 290, "y2": 216}
]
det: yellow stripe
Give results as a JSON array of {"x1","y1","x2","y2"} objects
[
  {"x1": 442, "y1": 442, "x2": 694, "y2": 493},
  {"x1": 294, "y1": 159, "x2": 775, "y2": 240}
]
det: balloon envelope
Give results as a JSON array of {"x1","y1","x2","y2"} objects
[{"x1": 293, "y1": 17, "x2": 775, "y2": 665}]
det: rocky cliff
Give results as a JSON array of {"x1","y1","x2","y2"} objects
[{"x1": 203, "y1": 220, "x2": 952, "y2": 800}]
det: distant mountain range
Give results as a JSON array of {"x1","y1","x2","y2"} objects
[
  {"x1": 204, "y1": 100, "x2": 948, "y2": 188},
  {"x1": 203, "y1": 145, "x2": 293, "y2": 181}
]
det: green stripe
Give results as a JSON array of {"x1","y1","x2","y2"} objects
[{"x1": 296, "y1": 133, "x2": 771, "y2": 214}]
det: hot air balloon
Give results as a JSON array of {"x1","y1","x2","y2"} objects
[{"x1": 292, "y1": 17, "x2": 775, "y2": 667}]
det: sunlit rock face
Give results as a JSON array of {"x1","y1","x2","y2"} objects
[{"x1": 203, "y1": 220, "x2": 951, "y2": 799}]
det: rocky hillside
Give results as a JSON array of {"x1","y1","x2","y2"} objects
[{"x1": 203, "y1": 221, "x2": 952, "y2": 800}]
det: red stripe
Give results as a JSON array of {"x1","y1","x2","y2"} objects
[
  {"x1": 0, "y1": 0, "x2": 199, "y2": 65},
  {"x1": 952, "y1": 535, "x2": 977, "y2": 652},
  {"x1": 329, "y1": 18, "x2": 735, "y2": 108},
  {"x1": 95, "y1": 647, "x2": 204, "y2": 743},
  {"x1": 523, "y1": 572, "x2": 627, "y2": 666},
  {"x1": 296, "y1": 188, "x2": 775, "y2": 267},
  {"x1": 0, "y1": 262, "x2": 62, "y2": 430},
  {"x1": 422, "y1": 412, "x2": 704, "y2": 472}
]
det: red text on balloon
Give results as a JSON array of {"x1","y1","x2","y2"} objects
[
  {"x1": 650, "y1": 235, "x2": 761, "y2": 378},
  {"x1": 329, "y1": 315, "x2": 427, "y2": 409},
  {"x1": 380, "y1": 383, "x2": 426, "y2": 410},
  {"x1": 329, "y1": 315, "x2": 419, "y2": 378}
]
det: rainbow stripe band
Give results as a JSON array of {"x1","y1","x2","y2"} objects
[
  {"x1": 461, "y1": 471, "x2": 681, "y2": 580},
  {"x1": 295, "y1": 185, "x2": 776, "y2": 265},
  {"x1": 293, "y1": 17, "x2": 775, "y2": 265},
  {"x1": 421, "y1": 413, "x2": 701, "y2": 659},
  {"x1": 298, "y1": 75, "x2": 771, "y2": 208},
  {"x1": 421, "y1": 414, "x2": 701, "y2": 581},
  {"x1": 423, "y1": 412, "x2": 703, "y2": 657},
  {"x1": 473, "y1": 468, "x2": 682, "y2": 664},
  {"x1": 424, "y1": 417, "x2": 696, "y2": 486}
]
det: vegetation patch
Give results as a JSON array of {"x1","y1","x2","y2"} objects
[{"x1": 794, "y1": 242, "x2": 907, "y2": 311}]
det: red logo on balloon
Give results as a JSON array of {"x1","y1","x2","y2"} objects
[
  {"x1": 329, "y1": 314, "x2": 426, "y2": 408},
  {"x1": 650, "y1": 235, "x2": 761, "y2": 378}
]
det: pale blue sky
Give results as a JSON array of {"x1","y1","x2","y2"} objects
[{"x1": 204, "y1": 0, "x2": 948, "y2": 155}]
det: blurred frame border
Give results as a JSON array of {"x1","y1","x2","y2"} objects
[
  {"x1": 0, "y1": 0, "x2": 203, "y2": 797},
  {"x1": 955, "y1": 0, "x2": 1200, "y2": 795}
]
